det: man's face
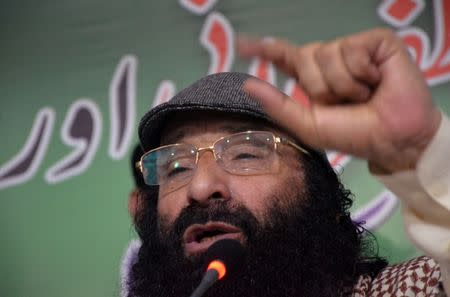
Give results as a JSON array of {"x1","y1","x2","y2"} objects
[{"x1": 156, "y1": 112, "x2": 305, "y2": 258}]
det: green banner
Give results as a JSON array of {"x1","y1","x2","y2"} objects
[{"x1": 1, "y1": 1, "x2": 449, "y2": 297}]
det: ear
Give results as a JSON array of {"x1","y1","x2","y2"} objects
[{"x1": 128, "y1": 189, "x2": 140, "y2": 221}]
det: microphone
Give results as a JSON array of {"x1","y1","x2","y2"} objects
[{"x1": 189, "y1": 239, "x2": 245, "y2": 297}]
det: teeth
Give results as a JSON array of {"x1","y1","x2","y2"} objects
[{"x1": 199, "y1": 234, "x2": 220, "y2": 243}]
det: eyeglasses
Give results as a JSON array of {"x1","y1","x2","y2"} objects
[{"x1": 137, "y1": 131, "x2": 309, "y2": 191}]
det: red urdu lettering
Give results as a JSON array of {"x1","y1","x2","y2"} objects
[
  {"x1": 379, "y1": 0, "x2": 450, "y2": 85},
  {"x1": 284, "y1": 79, "x2": 311, "y2": 108},
  {"x1": 200, "y1": 12, "x2": 234, "y2": 74},
  {"x1": 378, "y1": 0, "x2": 425, "y2": 27},
  {"x1": 249, "y1": 58, "x2": 276, "y2": 85},
  {"x1": 179, "y1": 0, "x2": 218, "y2": 15},
  {"x1": 423, "y1": 0, "x2": 450, "y2": 85}
]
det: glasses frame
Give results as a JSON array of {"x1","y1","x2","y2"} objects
[{"x1": 136, "y1": 130, "x2": 310, "y2": 183}]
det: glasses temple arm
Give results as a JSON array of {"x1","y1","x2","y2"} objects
[
  {"x1": 278, "y1": 137, "x2": 311, "y2": 156},
  {"x1": 135, "y1": 161, "x2": 143, "y2": 172}
]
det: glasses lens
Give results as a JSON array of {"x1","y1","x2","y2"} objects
[
  {"x1": 216, "y1": 131, "x2": 277, "y2": 174},
  {"x1": 141, "y1": 144, "x2": 197, "y2": 186}
]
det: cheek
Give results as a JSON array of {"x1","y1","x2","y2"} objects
[
  {"x1": 155, "y1": 162, "x2": 304, "y2": 225},
  {"x1": 232, "y1": 165, "x2": 305, "y2": 222},
  {"x1": 156, "y1": 191, "x2": 187, "y2": 225},
  {"x1": 230, "y1": 176, "x2": 286, "y2": 220}
]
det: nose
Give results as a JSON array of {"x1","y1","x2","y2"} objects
[{"x1": 185, "y1": 152, "x2": 231, "y2": 206}]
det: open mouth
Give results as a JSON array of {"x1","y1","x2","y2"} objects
[{"x1": 183, "y1": 221, "x2": 244, "y2": 257}]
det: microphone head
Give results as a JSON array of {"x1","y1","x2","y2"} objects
[{"x1": 204, "y1": 239, "x2": 245, "y2": 280}]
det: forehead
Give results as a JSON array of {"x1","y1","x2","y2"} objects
[{"x1": 160, "y1": 111, "x2": 278, "y2": 145}]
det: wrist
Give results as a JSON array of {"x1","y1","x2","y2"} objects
[{"x1": 369, "y1": 110, "x2": 442, "y2": 175}]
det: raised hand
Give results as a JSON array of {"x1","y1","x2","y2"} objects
[{"x1": 238, "y1": 28, "x2": 442, "y2": 173}]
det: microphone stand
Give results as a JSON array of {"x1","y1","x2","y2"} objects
[{"x1": 189, "y1": 269, "x2": 219, "y2": 297}]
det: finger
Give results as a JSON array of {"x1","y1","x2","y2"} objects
[
  {"x1": 244, "y1": 78, "x2": 375, "y2": 157},
  {"x1": 236, "y1": 34, "x2": 298, "y2": 77},
  {"x1": 294, "y1": 43, "x2": 337, "y2": 104},
  {"x1": 311, "y1": 104, "x2": 373, "y2": 158},
  {"x1": 237, "y1": 35, "x2": 338, "y2": 104},
  {"x1": 243, "y1": 78, "x2": 322, "y2": 149},
  {"x1": 315, "y1": 42, "x2": 371, "y2": 102},
  {"x1": 341, "y1": 37, "x2": 381, "y2": 85},
  {"x1": 341, "y1": 28, "x2": 400, "y2": 67}
]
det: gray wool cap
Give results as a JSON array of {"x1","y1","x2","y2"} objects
[{"x1": 138, "y1": 72, "x2": 274, "y2": 152}]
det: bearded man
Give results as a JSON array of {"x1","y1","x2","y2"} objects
[{"x1": 122, "y1": 28, "x2": 450, "y2": 296}]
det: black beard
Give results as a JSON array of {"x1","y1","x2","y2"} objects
[{"x1": 127, "y1": 182, "x2": 364, "y2": 297}]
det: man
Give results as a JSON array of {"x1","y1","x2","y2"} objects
[{"x1": 124, "y1": 28, "x2": 450, "y2": 296}]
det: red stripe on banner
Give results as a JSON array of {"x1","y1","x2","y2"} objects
[
  {"x1": 402, "y1": 33, "x2": 424, "y2": 67},
  {"x1": 423, "y1": 0, "x2": 450, "y2": 83},
  {"x1": 249, "y1": 57, "x2": 276, "y2": 85},
  {"x1": 192, "y1": 0, "x2": 208, "y2": 5},
  {"x1": 330, "y1": 153, "x2": 346, "y2": 168},
  {"x1": 210, "y1": 20, "x2": 228, "y2": 72},
  {"x1": 387, "y1": 0, "x2": 417, "y2": 21},
  {"x1": 256, "y1": 60, "x2": 269, "y2": 81},
  {"x1": 201, "y1": 13, "x2": 234, "y2": 74},
  {"x1": 289, "y1": 83, "x2": 311, "y2": 108}
]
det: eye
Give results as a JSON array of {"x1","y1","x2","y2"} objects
[
  {"x1": 167, "y1": 166, "x2": 191, "y2": 177},
  {"x1": 165, "y1": 159, "x2": 193, "y2": 178},
  {"x1": 226, "y1": 144, "x2": 267, "y2": 162},
  {"x1": 233, "y1": 152, "x2": 260, "y2": 160}
]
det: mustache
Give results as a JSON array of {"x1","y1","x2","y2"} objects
[{"x1": 160, "y1": 201, "x2": 260, "y2": 243}]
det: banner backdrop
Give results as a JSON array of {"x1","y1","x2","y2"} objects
[{"x1": 1, "y1": 1, "x2": 449, "y2": 297}]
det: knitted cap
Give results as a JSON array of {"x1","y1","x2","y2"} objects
[{"x1": 138, "y1": 72, "x2": 273, "y2": 152}]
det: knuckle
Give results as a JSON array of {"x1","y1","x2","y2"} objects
[
  {"x1": 375, "y1": 27, "x2": 396, "y2": 38},
  {"x1": 341, "y1": 45, "x2": 372, "y2": 79},
  {"x1": 333, "y1": 80, "x2": 354, "y2": 97},
  {"x1": 295, "y1": 46, "x2": 311, "y2": 63},
  {"x1": 341, "y1": 38, "x2": 359, "y2": 54},
  {"x1": 308, "y1": 84, "x2": 332, "y2": 102},
  {"x1": 337, "y1": 82, "x2": 368, "y2": 100},
  {"x1": 349, "y1": 54, "x2": 370, "y2": 76},
  {"x1": 315, "y1": 45, "x2": 335, "y2": 64},
  {"x1": 298, "y1": 42, "x2": 322, "y2": 59},
  {"x1": 374, "y1": 27, "x2": 401, "y2": 44}
]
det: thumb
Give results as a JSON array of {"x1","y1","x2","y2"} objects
[
  {"x1": 243, "y1": 79, "x2": 321, "y2": 149},
  {"x1": 243, "y1": 79, "x2": 374, "y2": 157}
]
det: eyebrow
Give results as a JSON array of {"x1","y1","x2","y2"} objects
[
  {"x1": 161, "y1": 130, "x2": 185, "y2": 145},
  {"x1": 220, "y1": 124, "x2": 268, "y2": 134}
]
